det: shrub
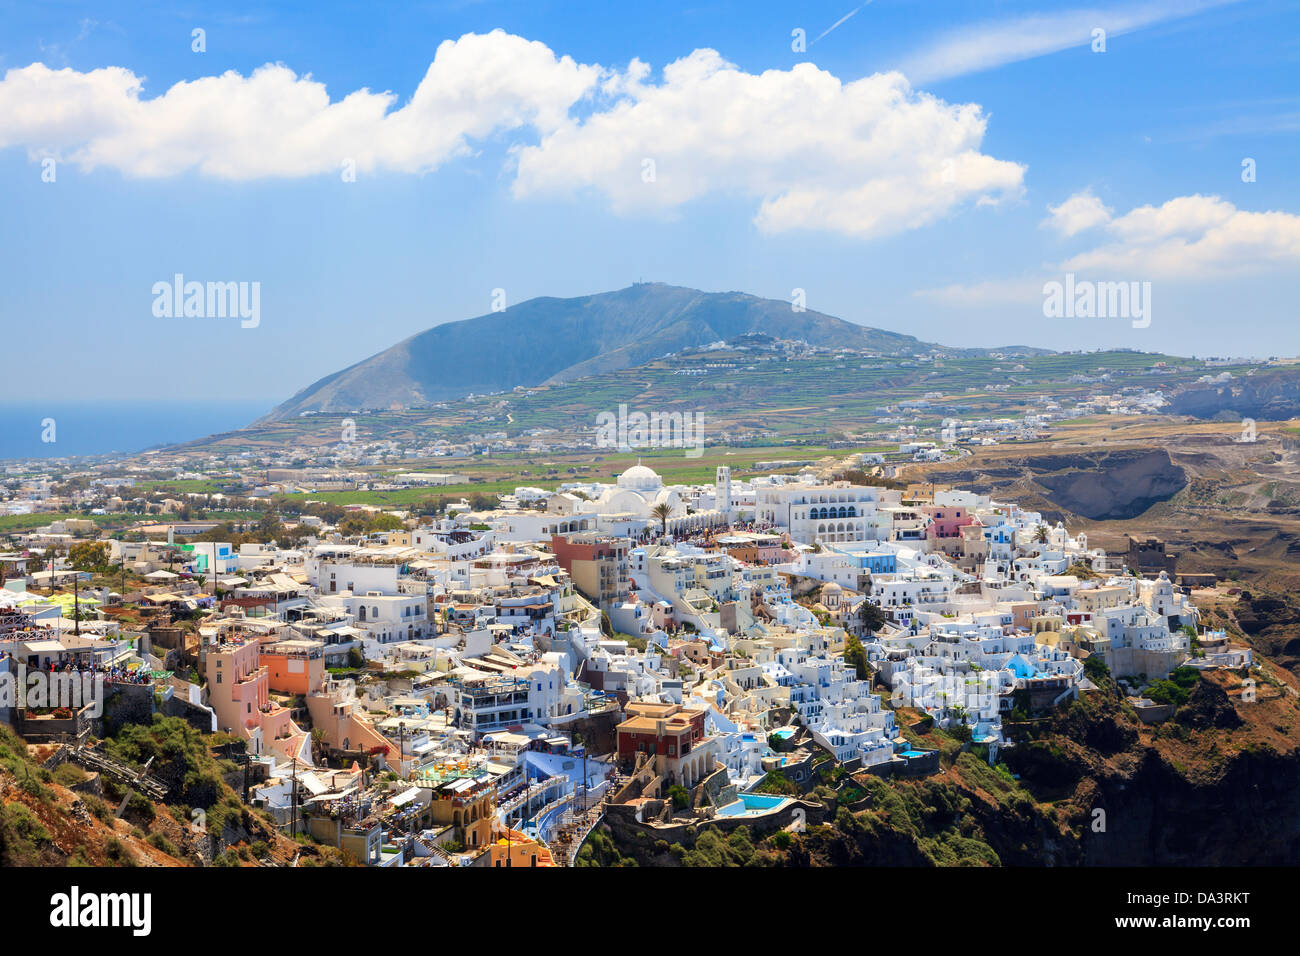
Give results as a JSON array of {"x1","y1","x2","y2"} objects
[
  {"x1": 104, "y1": 836, "x2": 135, "y2": 866},
  {"x1": 52, "y1": 763, "x2": 88, "y2": 787},
  {"x1": 146, "y1": 832, "x2": 178, "y2": 856}
]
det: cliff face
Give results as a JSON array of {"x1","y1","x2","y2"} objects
[
  {"x1": 1000, "y1": 673, "x2": 1300, "y2": 866},
  {"x1": 917, "y1": 448, "x2": 1187, "y2": 522},
  {"x1": 1231, "y1": 591, "x2": 1300, "y2": 676},
  {"x1": 1167, "y1": 367, "x2": 1300, "y2": 421},
  {"x1": 1032, "y1": 449, "x2": 1187, "y2": 520},
  {"x1": 1078, "y1": 743, "x2": 1300, "y2": 865}
]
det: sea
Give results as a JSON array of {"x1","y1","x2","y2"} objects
[{"x1": 0, "y1": 401, "x2": 276, "y2": 461}]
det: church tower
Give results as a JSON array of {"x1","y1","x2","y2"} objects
[{"x1": 716, "y1": 466, "x2": 732, "y2": 515}]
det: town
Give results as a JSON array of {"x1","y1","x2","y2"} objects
[{"x1": 0, "y1": 449, "x2": 1254, "y2": 867}]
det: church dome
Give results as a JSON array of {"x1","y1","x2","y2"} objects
[{"x1": 617, "y1": 464, "x2": 663, "y2": 492}]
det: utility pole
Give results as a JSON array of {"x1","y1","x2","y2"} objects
[{"x1": 290, "y1": 755, "x2": 299, "y2": 838}]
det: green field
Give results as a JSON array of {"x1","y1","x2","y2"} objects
[
  {"x1": 0, "y1": 509, "x2": 261, "y2": 536},
  {"x1": 284, "y1": 443, "x2": 896, "y2": 506}
]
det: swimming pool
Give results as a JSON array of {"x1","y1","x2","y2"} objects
[
  {"x1": 717, "y1": 794, "x2": 791, "y2": 817},
  {"x1": 771, "y1": 728, "x2": 796, "y2": 740},
  {"x1": 898, "y1": 750, "x2": 928, "y2": 758}
]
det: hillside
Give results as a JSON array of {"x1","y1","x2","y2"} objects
[
  {"x1": 259, "y1": 283, "x2": 931, "y2": 421},
  {"x1": 580, "y1": 624, "x2": 1300, "y2": 867},
  {"x1": 0, "y1": 717, "x2": 353, "y2": 868},
  {"x1": 180, "y1": 348, "x2": 1210, "y2": 455}
]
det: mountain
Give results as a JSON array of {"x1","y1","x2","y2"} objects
[{"x1": 258, "y1": 283, "x2": 931, "y2": 422}]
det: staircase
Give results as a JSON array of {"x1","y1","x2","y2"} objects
[{"x1": 70, "y1": 745, "x2": 168, "y2": 801}]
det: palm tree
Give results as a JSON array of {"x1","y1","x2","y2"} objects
[
  {"x1": 1034, "y1": 525, "x2": 1049, "y2": 544},
  {"x1": 651, "y1": 503, "x2": 673, "y2": 535}
]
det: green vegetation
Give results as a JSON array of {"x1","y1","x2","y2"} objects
[
  {"x1": 843, "y1": 633, "x2": 872, "y2": 681},
  {"x1": 103, "y1": 715, "x2": 233, "y2": 815},
  {"x1": 1144, "y1": 666, "x2": 1202, "y2": 707},
  {"x1": 754, "y1": 770, "x2": 799, "y2": 795},
  {"x1": 52, "y1": 763, "x2": 88, "y2": 788}
]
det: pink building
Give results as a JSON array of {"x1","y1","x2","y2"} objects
[
  {"x1": 923, "y1": 504, "x2": 976, "y2": 540},
  {"x1": 204, "y1": 631, "x2": 310, "y2": 763}
]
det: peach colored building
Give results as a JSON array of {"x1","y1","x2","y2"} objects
[
  {"x1": 204, "y1": 631, "x2": 311, "y2": 764},
  {"x1": 261, "y1": 639, "x2": 325, "y2": 696}
]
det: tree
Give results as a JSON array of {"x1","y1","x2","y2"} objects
[
  {"x1": 338, "y1": 514, "x2": 370, "y2": 537},
  {"x1": 843, "y1": 633, "x2": 872, "y2": 681},
  {"x1": 68, "y1": 541, "x2": 109, "y2": 572},
  {"x1": 255, "y1": 509, "x2": 283, "y2": 542},
  {"x1": 368, "y1": 513, "x2": 404, "y2": 533},
  {"x1": 855, "y1": 599, "x2": 887, "y2": 636},
  {"x1": 651, "y1": 503, "x2": 673, "y2": 535},
  {"x1": 1034, "y1": 525, "x2": 1049, "y2": 544}
]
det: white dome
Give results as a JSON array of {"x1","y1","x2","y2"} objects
[{"x1": 617, "y1": 464, "x2": 663, "y2": 492}]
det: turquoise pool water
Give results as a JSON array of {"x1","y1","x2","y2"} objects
[
  {"x1": 717, "y1": 794, "x2": 791, "y2": 816},
  {"x1": 771, "y1": 728, "x2": 795, "y2": 739},
  {"x1": 899, "y1": 750, "x2": 928, "y2": 758}
]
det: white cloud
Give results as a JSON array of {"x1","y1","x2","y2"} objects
[
  {"x1": 513, "y1": 52, "x2": 1025, "y2": 238},
  {"x1": 897, "y1": 0, "x2": 1241, "y2": 83},
  {"x1": 919, "y1": 192, "x2": 1300, "y2": 306},
  {"x1": 1063, "y1": 194, "x2": 1300, "y2": 278},
  {"x1": 0, "y1": 33, "x2": 1025, "y2": 240},
  {"x1": 0, "y1": 31, "x2": 601, "y2": 179},
  {"x1": 1043, "y1": 190, "x2": 1112, "y2": 236}
]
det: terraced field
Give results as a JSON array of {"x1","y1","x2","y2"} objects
[{"x1": 170, "y1": 347, "x2": 1256, "y2": 454}]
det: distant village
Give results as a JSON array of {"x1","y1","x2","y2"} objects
[{"x1": 0, "y1": 442, "x2": 1253, "y2": 867}]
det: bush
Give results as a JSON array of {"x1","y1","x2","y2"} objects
[
  {"x1": 146, "y1": 832, "x2": 178, "y2": 856},
  {"x1": 126, "y1": 792, "x2": 156, "y2": 822},
  {"x1": 52, "y1": 763, "x2": 88, "y2": 787},
  {"x1": 755, "y1": 771, "x2": 798, "y2": 796},
  {"x1": 82, "y1": 795, "x2": 113, "y2": 822},
  {"x1": 104, "y1": 836, "x2": 135, "y2": 867}
]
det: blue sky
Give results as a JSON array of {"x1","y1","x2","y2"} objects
[{"x1": 2, "y1": 0, "x2": 1298, "y2": 404}]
